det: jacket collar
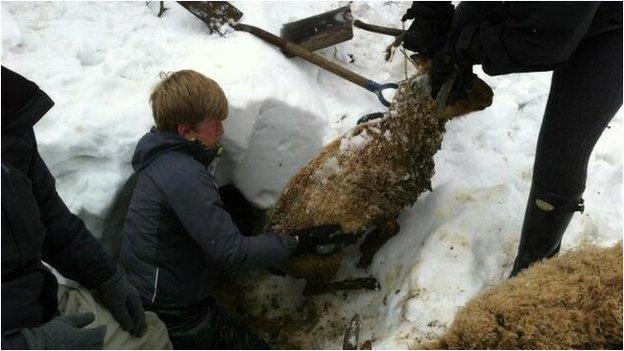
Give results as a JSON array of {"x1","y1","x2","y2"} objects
[
  {"x1": 1, "y1": 66, "x2": 55, "y2": 137},
  {"x1": 132, "y1": 127, "x2": 220, "y2": 172}
]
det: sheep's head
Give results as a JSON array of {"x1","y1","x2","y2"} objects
[
  {"x1": 438, "y1": 74, "x2": 493, "y2": 120},
  {"x1": 410, "y1": 58, "x2": 493, "y2": 121}
]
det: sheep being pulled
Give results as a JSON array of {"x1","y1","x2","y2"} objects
[
  {"x1": 266, "y1": 72, "x2": 494, "y2": 285},
  {"x1": 419, "y1": 243, "x2": 623, "y2": 349}
]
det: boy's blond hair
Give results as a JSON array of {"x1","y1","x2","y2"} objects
[{"x1": 150, "y1": 70, "x2": 228, "y2": 133}]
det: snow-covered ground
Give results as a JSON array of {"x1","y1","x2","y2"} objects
[{"x1": 2, "y1": 1, "x2": 622, "y2": 349}]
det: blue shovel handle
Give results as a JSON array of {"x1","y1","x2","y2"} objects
[{"x1": 364, "y1": 81, "x2": 399, "y2": 107}]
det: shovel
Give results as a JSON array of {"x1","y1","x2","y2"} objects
[
  {"x1": 177, "y1": 1, "x2": 398, "y2": 107},
  {"x1": 280, "y1": 6, "x2": 353, "y2": 58}
]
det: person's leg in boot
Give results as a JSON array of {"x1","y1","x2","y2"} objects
[
  {"x1": 510, "y1": 184, "x2": 585, "y2": 276},
  {"x1": 510, "y1": 28, "x2": 623, "y2": 277}
]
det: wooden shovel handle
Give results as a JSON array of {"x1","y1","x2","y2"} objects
[
  {"x1": 233, "y1": 23, "x2": 370, "y2": 88},
  {"x1": 353, "y1": 20, "x2": 405, "y2": 37}
]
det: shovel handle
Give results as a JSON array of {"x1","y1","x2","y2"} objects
[
  {"x1": 234, "y1": 23, "x2": 371, "y2": 87},
  {"x1": 353, "y1": 20, "x2": 405, "y2": 37},
  {"x1": 364, "y1": 81, "x2": 398, "y2": 107},
  {"x1": 234, "y1": 23, "x2": 397, "y2": 107}
]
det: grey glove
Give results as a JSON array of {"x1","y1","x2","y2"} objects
[
  {"x1": 93, "y1": 269, "x2": 146, "y2": 337},
  {"x1": 21, "y1": 312, "x2": 106, "y2": 349}
]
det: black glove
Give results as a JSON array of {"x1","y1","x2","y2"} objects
[
  {"x1": 430, "y1": 50, "x2": 456, "y2": 99},
  {"x1": 430, "y1": 49, "x2": 478, "y2": 106},
  {"x1": 21, "y1": 312, "x2": 106, "y2": 349},
  {"x1": 291, "y1": 225, "x2": 348, "y2": 255},
  {"x1": 402, "y1": 1, "x2": 454, "y2": 58},
  {"x1": 92, "y1": 269, "x2": 146, "y2": 337},
  {"x1": 447, "y1": 63, "x2": 477, "y2": 105}
]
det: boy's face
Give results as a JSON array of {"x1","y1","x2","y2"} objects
[{"x1": 180, "y1": 118, "x2": 225, "y2": 148}]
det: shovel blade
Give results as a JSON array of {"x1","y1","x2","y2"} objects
[
  {"x1": 177, "y1": 1, "x2": 243, "y2": 32},
  {"x1": 281, "y1": 6, "x2": 353, "y2": 58}
]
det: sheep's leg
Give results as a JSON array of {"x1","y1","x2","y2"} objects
[
  {"x1": 357, "y1": 218, "x2": 400, "y2": 268},
  {"x1": 302, "y1": 277, "x2": 379, "y2": 296}
]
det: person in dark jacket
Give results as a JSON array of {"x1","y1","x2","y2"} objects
[
  {"x1": 401, "y1": 2, "x2": 622, "y2": 276},
  {"x1": 119, "y1": 70, "x2": 341, "y2": 349},
  {"x1": 1, "y1": 67, "x2": 147, "y2": 349}
]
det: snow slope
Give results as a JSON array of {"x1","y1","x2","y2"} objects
[{"x1": 2, "y1": 2, "x2": 622, "y2": 348}]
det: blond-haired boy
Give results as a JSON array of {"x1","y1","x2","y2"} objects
[{"x1": 120, "y1": 70, "x2": 337, "y2": 348}]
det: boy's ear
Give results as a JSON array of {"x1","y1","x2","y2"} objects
[{"x1": 177, "y1": 123, "x2": 192, "y2": 138}]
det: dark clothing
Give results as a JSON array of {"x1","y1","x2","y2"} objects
[
  {"x1": 449, "y1": 1, "x2": 622, "y2": 75},
  {"x1": 120, "y1": 129, "x2": 296, "y2": 310},
  {"x1": 402, "y1": 1, "x2": 455, "y2": 58},
  {"x1": 146, "y1": 298, "x2": 268, "y2": 349},
  {"x1": 511, "y1": 26, "x2": 623, "y2": 273},
  {"x1": 533, "y1": 27, "x2": 623, "y2": 196},
  {"x1": 441, "y1": 1, "x2": 623, "y2": 193},
  {"x1": 432, "y1": 2, "x2": 622, "y2": 272},
  {"x1": 510, "y1": 183, "x2": 584, "y2": 276},
  {"x1": 100, "y1": 172, "x2": 141, "y2": 263},
  {"x1": 1, "y1": 67, "x2": 117, "y2": 349}
]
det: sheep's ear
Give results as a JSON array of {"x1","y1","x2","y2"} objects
[
  {"x1": 439, "y1": 76, "x2": 493, "y2": 120},
  {"x1": 413, "y1": 55, "x2": 430, "y2": 74}
]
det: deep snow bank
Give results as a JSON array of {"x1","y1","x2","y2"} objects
[
  {"x1": 2, "y1": 2, "x2": 622, "y2": 349},
  {"x1": 1, "y1": 1, "x2": 412, "y2": 220}
]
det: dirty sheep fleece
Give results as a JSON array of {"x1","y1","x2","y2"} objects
[
  {"x1": 421, "y1": 243, "x2": 623, "y2": 349},
  {"x1": 266, "y1": 71, "x2": 494, "y2": 281}
]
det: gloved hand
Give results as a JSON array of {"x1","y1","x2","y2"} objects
[
  {"x1": 291, "y1": 225, "x2": 348, "y2": 255},
  {"x1": 401, "y1": 1, "x2": 454, "y2": 58},
  {"x1": 92, "y1": 269, "x2": 146, "y2": 337},
  {"x1": 429, "y1": 50, "x2": 477, "y2": 105},
  {"x1": 430, "y1": 50, "x2": 456, "y2": 99},
  {"x1": 447, "y1": 63, "x2": 477, "y2": 105},
  {"x1": 21, "y1": 312, "x2": 106, "y2": 350}
]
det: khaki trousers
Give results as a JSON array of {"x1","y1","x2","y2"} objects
[{"x1": 57, "y1": 284, "x2": 172, "y2": 350}]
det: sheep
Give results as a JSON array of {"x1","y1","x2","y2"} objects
[
  {"x1": 420, "y1": 243, "x2": 623, "y2": 350},
  {"x1": 265, "y1": 71, "x2": 494, "y2": 285},
  {"x1": 211, "y1": 72, "x2": 494, "y2": 347}
]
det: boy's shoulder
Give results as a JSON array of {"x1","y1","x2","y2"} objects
[
  {"x1": 150, "y1": 149, "x2": 207, "y2": 174},
  {"x1": 143, "y1": 150, "x2": 215, "y2": 189}
]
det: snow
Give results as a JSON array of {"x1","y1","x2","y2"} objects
[
  {"x1": 1, "y1": 5, "x2": 21, "y2": 57},
  {"x1": 2, "y1": 1, "x2": 622, "y2": 349}
]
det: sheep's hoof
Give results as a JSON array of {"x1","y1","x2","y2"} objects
[
  {"x1": 357, "y1": 256, "x2": 373, "y2": 269},
  {"x1": 303, "y1": 277, "x2": 379, "y2": 296},
  {"x1": 358, "y1": 220, "x2": 401, "y2": 268}
]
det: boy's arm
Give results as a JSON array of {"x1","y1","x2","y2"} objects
[{"x1": 163, "y1": 164, "x2": 297, "y2": 272}]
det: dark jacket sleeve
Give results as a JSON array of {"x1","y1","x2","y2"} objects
[
  {"x1": 30, "y1": 149, "x2": 117, "y2": 289},
  {"x1": 453, "y1": 2, "x2": 600, "y2": 75},
  {"x1": 162, "y1": 162, "x2": 297, "y2": 272}
]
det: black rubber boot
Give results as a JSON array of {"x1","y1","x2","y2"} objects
[{"x1": 509, "y1": 184, "x2": 584, "y2": 277}]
